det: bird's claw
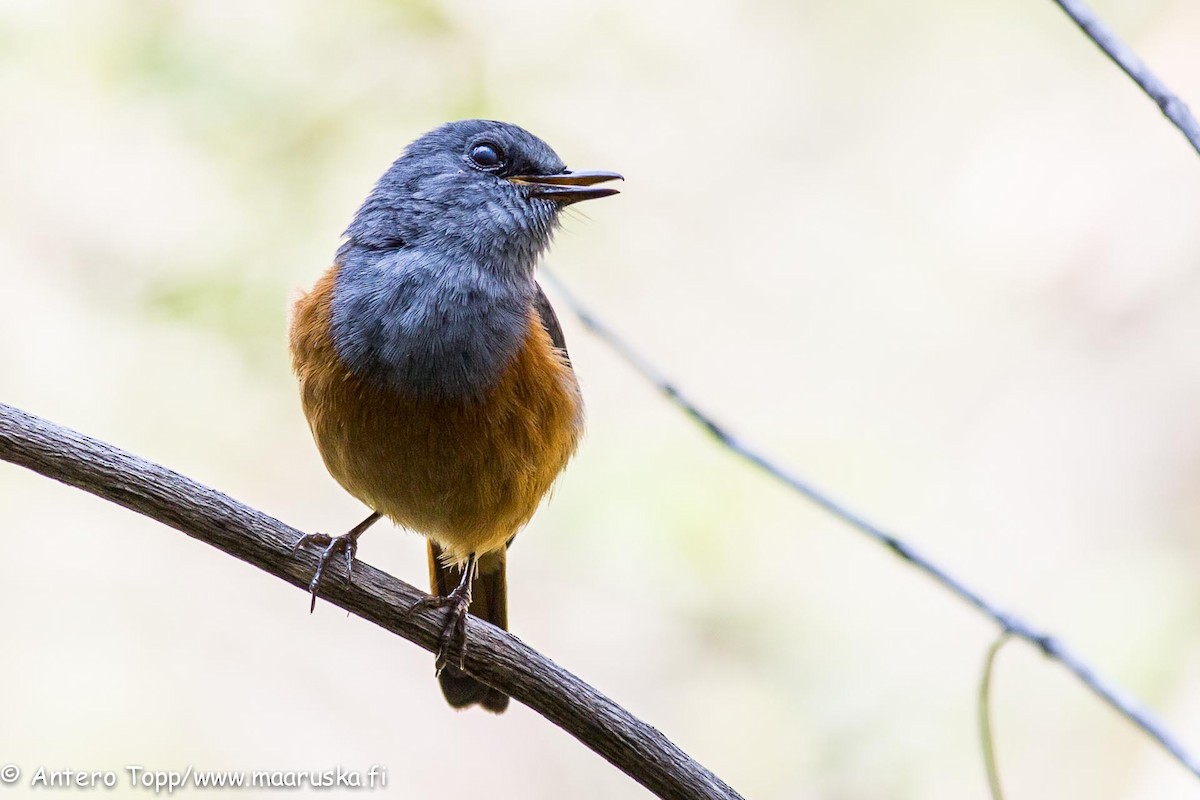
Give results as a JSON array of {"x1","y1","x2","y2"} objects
[
  {"x1": 410, "y1": 584, "x2": 472, "y2": 673},
  {"x1": 294, "y1": 532, "x2": 358, "y2": 613}
]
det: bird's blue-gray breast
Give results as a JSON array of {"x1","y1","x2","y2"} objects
[{"x1": 328, "y1": 246, "x2": 537, "y2": 401}]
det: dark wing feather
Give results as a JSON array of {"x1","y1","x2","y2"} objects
[{"x1": 533, "y1": 282, "x2": 571, "y2": 366}]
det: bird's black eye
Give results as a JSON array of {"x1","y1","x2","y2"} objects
[{"x1": 468, "y1": 142, "x2": 504, "y2": 171}]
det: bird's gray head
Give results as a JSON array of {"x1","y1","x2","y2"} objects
[
  {"x1": 329, "y1": 120, "x2": 620, "y2": 401},
  {"x1": 342, "y1": 119, "x2": 622, "y2": 274}
]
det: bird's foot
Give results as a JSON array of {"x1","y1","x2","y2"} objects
[
  {"x1": 293, "y1": 531, "x2": 358, "y2": 613},
  {"x1": 410, "y1": 582, "x2": 473, "y2": 673}
]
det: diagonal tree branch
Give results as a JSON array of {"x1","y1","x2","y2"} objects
[
  {"x1": 1050, "y1": 0, "x2": 1200, "y2": 157},
  {"x1": 541, "y1": 271, "x2": 1200, "y2": 780},
  {"x1": 0, "y1": 401, "x2": 743, "y2": 800}
]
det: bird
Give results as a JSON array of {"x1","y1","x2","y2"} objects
[{"x1": 288, "y1": 119, "x2": 621, "y2": 713}]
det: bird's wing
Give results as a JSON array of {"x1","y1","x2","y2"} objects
[
  {"x1": 533, "y1": 281, "x2": 571, "y2": 365},
  {"x1": 504, "y1": 282, "x2": 574, "y2": 558}
]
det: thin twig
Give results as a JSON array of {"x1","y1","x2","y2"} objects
[
  {"x1": 1050, "y1": 0, "x2": 1200, "y2": 157},
  {"x1": 0, "y1": 401, "x2": 743, "y2": 800},
  {"x1": 542, "y1": 270, "x2": 1200, "y2": 780},
  {"x1": 980, "y1": 634, "x2": 1011, "y2": 800}
]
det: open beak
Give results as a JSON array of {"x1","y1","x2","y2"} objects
[{"x1": 511, "y1": 170, "x2": 624, "y2": 204}]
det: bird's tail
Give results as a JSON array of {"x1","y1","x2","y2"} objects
[{"x1": 427, "y1": 542, "x2": 510, "y2": 713}]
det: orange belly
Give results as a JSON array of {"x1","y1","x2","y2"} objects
[{"x1": 289, "y1": 265, "x2": 584, "y2": 564}]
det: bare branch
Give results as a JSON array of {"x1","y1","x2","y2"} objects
[
  {"x1": 542, "y1": 271, "x2": 1200, "y2": 780},
  {"x1": 979, "y1": 635, "x2": 1011, "y2": 800},
  {"x1": 0, "y1": 401, "x2": 743, "y2": 800},
  {"x1": 1051, "y1": 0, "x2": 1200, "y2": 157}
]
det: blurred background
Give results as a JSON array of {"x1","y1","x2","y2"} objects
[{"x1": 2, "y1": 0, "x2": 1199, "y2": 797}]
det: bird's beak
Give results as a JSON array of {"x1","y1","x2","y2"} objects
[{"x1": 510, "y1": 170, "x2": 624, "y2": 204}]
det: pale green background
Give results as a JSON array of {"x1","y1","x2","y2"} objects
[{"x1": 1, "y1": 1, "x2": 1199, "y2": 798}]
